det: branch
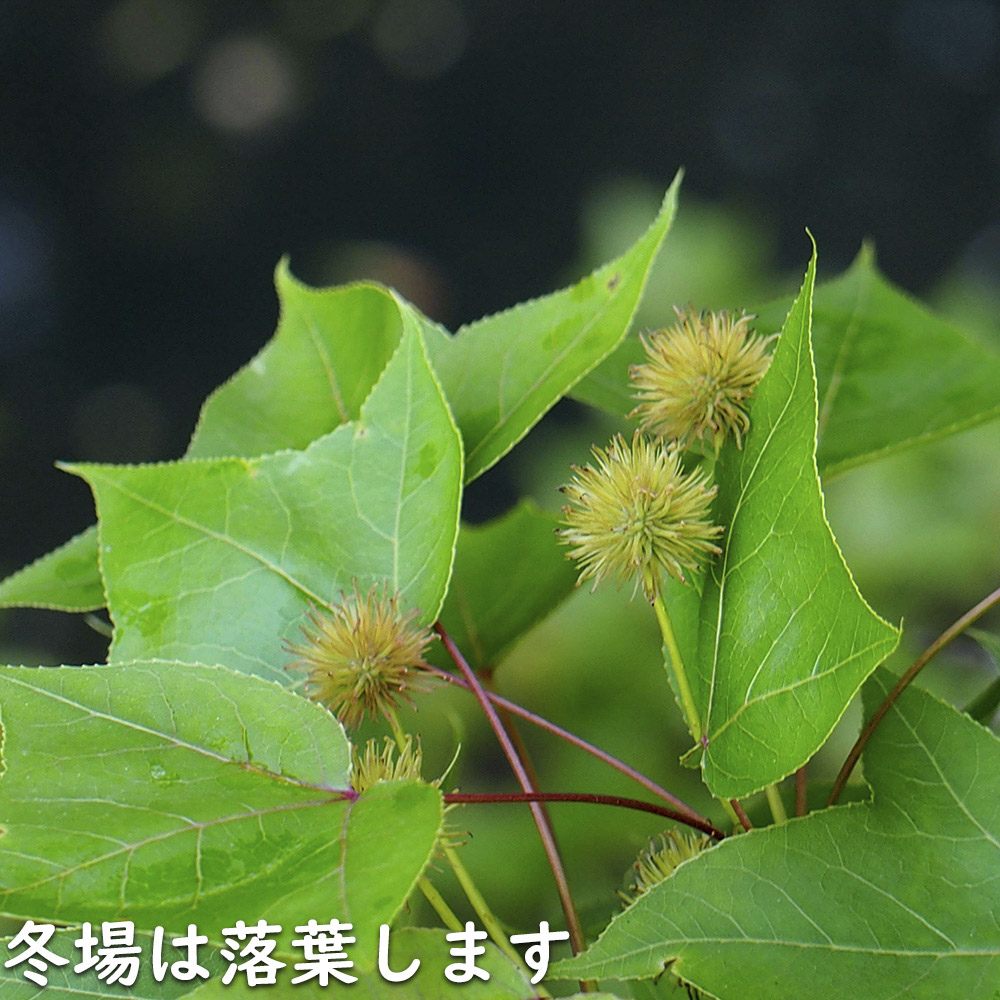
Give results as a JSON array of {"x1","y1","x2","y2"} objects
[
  {"x1": 445, "y1": 791, "x2": 725, "y2": 840},
  {"x1": 828, "y1": 583, "x2": 1000, "y2": 806},
  {"x1": 433, "y1": 622, "x2": 588, "y2": 961}
]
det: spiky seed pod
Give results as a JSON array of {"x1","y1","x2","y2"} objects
[
  {"x1": 286, "y1": 583, "x2": 434, "y2": 729},
  {"x1": 558, "y1": 432, "x2": 723, "y2": 599},
  {"x1": 352, "y1": 735, "x2": 425, "y2": 794},
  {"x1": 351, "y1": 736, "x2": 466, "y2": 854},
  {"x1": 618, "y1": 829, "x2": 714, "y2": 907},
  {"x1": 630, "y1": 306, "x2": 775, "y2": 452}
]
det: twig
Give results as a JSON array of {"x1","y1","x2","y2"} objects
[
  {"x1": 444, "y1": 792, "x2": 725, "y2": 840},
  {"x1": 828, "y1": 584, "x2": 1000, "y2": 806},
  {"x1": 433, "y1": 622, "x2": 589, "y2": 970},
  {"x1": 424, "y1": 664, "x2": 712, "y2": 830}
]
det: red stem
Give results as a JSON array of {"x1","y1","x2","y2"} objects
[
  {"x1": 828, "y1": 583, "x2": 1000, "y2": 807},
  {"x1": 433, "y1": 622, "x2": 588, "y2": 961},
  {"x1": 445, "y1": 792, "x2": 725, "y2": 840},
  {"x1": 424, "y1": 663, "x2": 712, "y2": 829},
  {"x1": 795, "y1": 766, "x2": 808, "y2": 818},
  {"x1": 729, "y1": 798, "x2": 752, "y2": 832}
]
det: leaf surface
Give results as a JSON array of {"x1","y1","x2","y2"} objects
[
  {"x1": 0, "y1": 268, "x2": 432, "y2": 613},
  {"x1": 554, "y1": 671, "x2": 1000, "y2": 1000},
  {"x1": 182, "y1": 928, "x2": 536, "y2": 999},
  {"x1": 692, "y1": 246, "x2": 899, "y2": 797},
  {"x1": 434, "y1": 501, "x2": 577, "y2": 671},
  {"x1": 0, "y1": 526, "x2": 104, "y2": 613},
  {"x1": 0, "y1": 927, "x2": 229, "y2": 998},
  {"x1": 187, "y1": 264, "x2": 415, "y2": 459},
  {"x1": 67, "y1": 327, "x2": 462, "y2": 680},
  {"x1": 759, "y1": 246, "x2": 1000, "y2": 476},
  {"x1": 426, "y1": 175, "x2": 680, "y2": 482},
  {"x1": 0, "y1": 662, "x2": 441, "y2": 969},
  {"x1": 573, "y1": 247, "x2": 1000, "y2": 478}
]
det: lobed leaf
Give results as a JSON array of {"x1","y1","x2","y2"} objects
[
  {"x1": 0, "y1": 266, "x2": 437, "y2": 615},
  {"x1": 187, "y1": 263, "x2": 422, "y2": 459},
  {"x1": 554, "y1": 670, "x2": 1000, "y2": 999},
  {"x1": 0, "y1": 662, "x2": 441, "y2": 971},
  {"x1": 426, "y1": 174, "x2": 680, "y2": 482},
  {"x1": 692, "y1": 244, "x2": 899, "y2": 797},
  {"x1": 67, "y1": 327, "x2": 462, "y2": 680}
]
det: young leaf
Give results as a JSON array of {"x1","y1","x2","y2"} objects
[
  {"x1": 0, "y1": 662, "x2": 441, "y2": 968},
  {"x1": 693, "y1": 244, "x2": 899, "y2": 798},
  {"x1": 0, "y1": 525, "x2": 104, "y2": 612},
  {"x1": 433, "y1": 501, "x2": 577, "y2": 671},
  {"x1": 426, "y1": 173, "x2": 680, "y2": 483},
  {"x1": 552, "y1": 670, "x2": 1000, "y2": 1000},
  {"x1": 67, "y1": 327, "x2": 462, "y2": 680}
]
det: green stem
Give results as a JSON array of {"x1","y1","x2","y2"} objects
[
  {"x1": 417, "y1": 877, "x2": 462, "y2": 932},
  {"x1": 445, "y1": 846, "x2": 544, "y2": 994},
  {"x1": 652, "y1": 591, "x2": 702, "y2": 746},
  {"x1": 764, "y1": 783, "x2": 787, "y2": 825},
  {"x1": 386, "y1": 705, "x2": 546, "y2": 993},
  {"x1": 385, "y1": 708, "x2": 409, "y2": 754}
]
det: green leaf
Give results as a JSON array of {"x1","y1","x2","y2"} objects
[
  {"x1": 964, "y1": 629, "x2": 1000, "y2": 723},
  {"x1": 181, "y1": 928, "x2": 536, "y2": 999},
  {"x1": 692, "y1": 244, "x2": 899, "y2": 797},
  {"x1": 553, "y1": 671, "x2": 1000, "y2": 1000},
  {"x1": 1, "y1": 929, "x2": 217, "y2": 999},
  {"x1": 426, "y1": 174, "x2": 680, "y2": 483},
  {"x1": 67, "y1": 327, "x2": 462, "y2": 680},
  {"x1": 0, "y1": 662, "x2": 441, "y2": 969},
  {"x1": 573, "y1": 247, "x2": 1000, "y2": 479},
  {"x1": 434, "y1": 501, "x2": 578, "y2": 671},
  {"x1": 0, "y1": 526, "x2": 104, "y2": 613},
  {"x1": 0, "y1": 266, "x2": 432, "y2": 614},
  {"x1": 766, "y1": 246, "x2": 1000, "y2": 477},
  {"x1": 187, "y1": 263, "x2": 414, "y2": 459}
]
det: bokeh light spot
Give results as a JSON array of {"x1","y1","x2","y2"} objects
[{"x1": 192, "y1": 35, "x2": 299, "y2": 134}]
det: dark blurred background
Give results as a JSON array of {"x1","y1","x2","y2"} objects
[{"x1": 3, "y1": 0, "x2": 1000, "y2": 940}]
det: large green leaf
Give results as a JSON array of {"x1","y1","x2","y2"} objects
[
  {"x1": 433, "y1": 501, "x2": 577, "y2": 672},
  {"x1": 692, "y1": 246, "x2": 899, "y2": 797},
  {"x1": 553, "y1": 671, "x2": 1000, "y2": 1000},
  {"x1": 0, "y1": 662, "x2": 441, "y2": 970},
  {"x1": 573, "y1": 247, "x2": 1000, "y2": 478},
  {"x1": 0, "y1": 926, "x2": 544, "y2": 998},
  {"x1": 0, "y1": 526, "x2": 104, "y2": 612},
  {"x1": 426, "y1": 174, "x2": 680, "y2": 483},
  {"x1": 0, "y1": 267, "x2": 433, "y2": 615},
  {"x1": 67, "y1": 327, "x2": 462, "y2": 680}
]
